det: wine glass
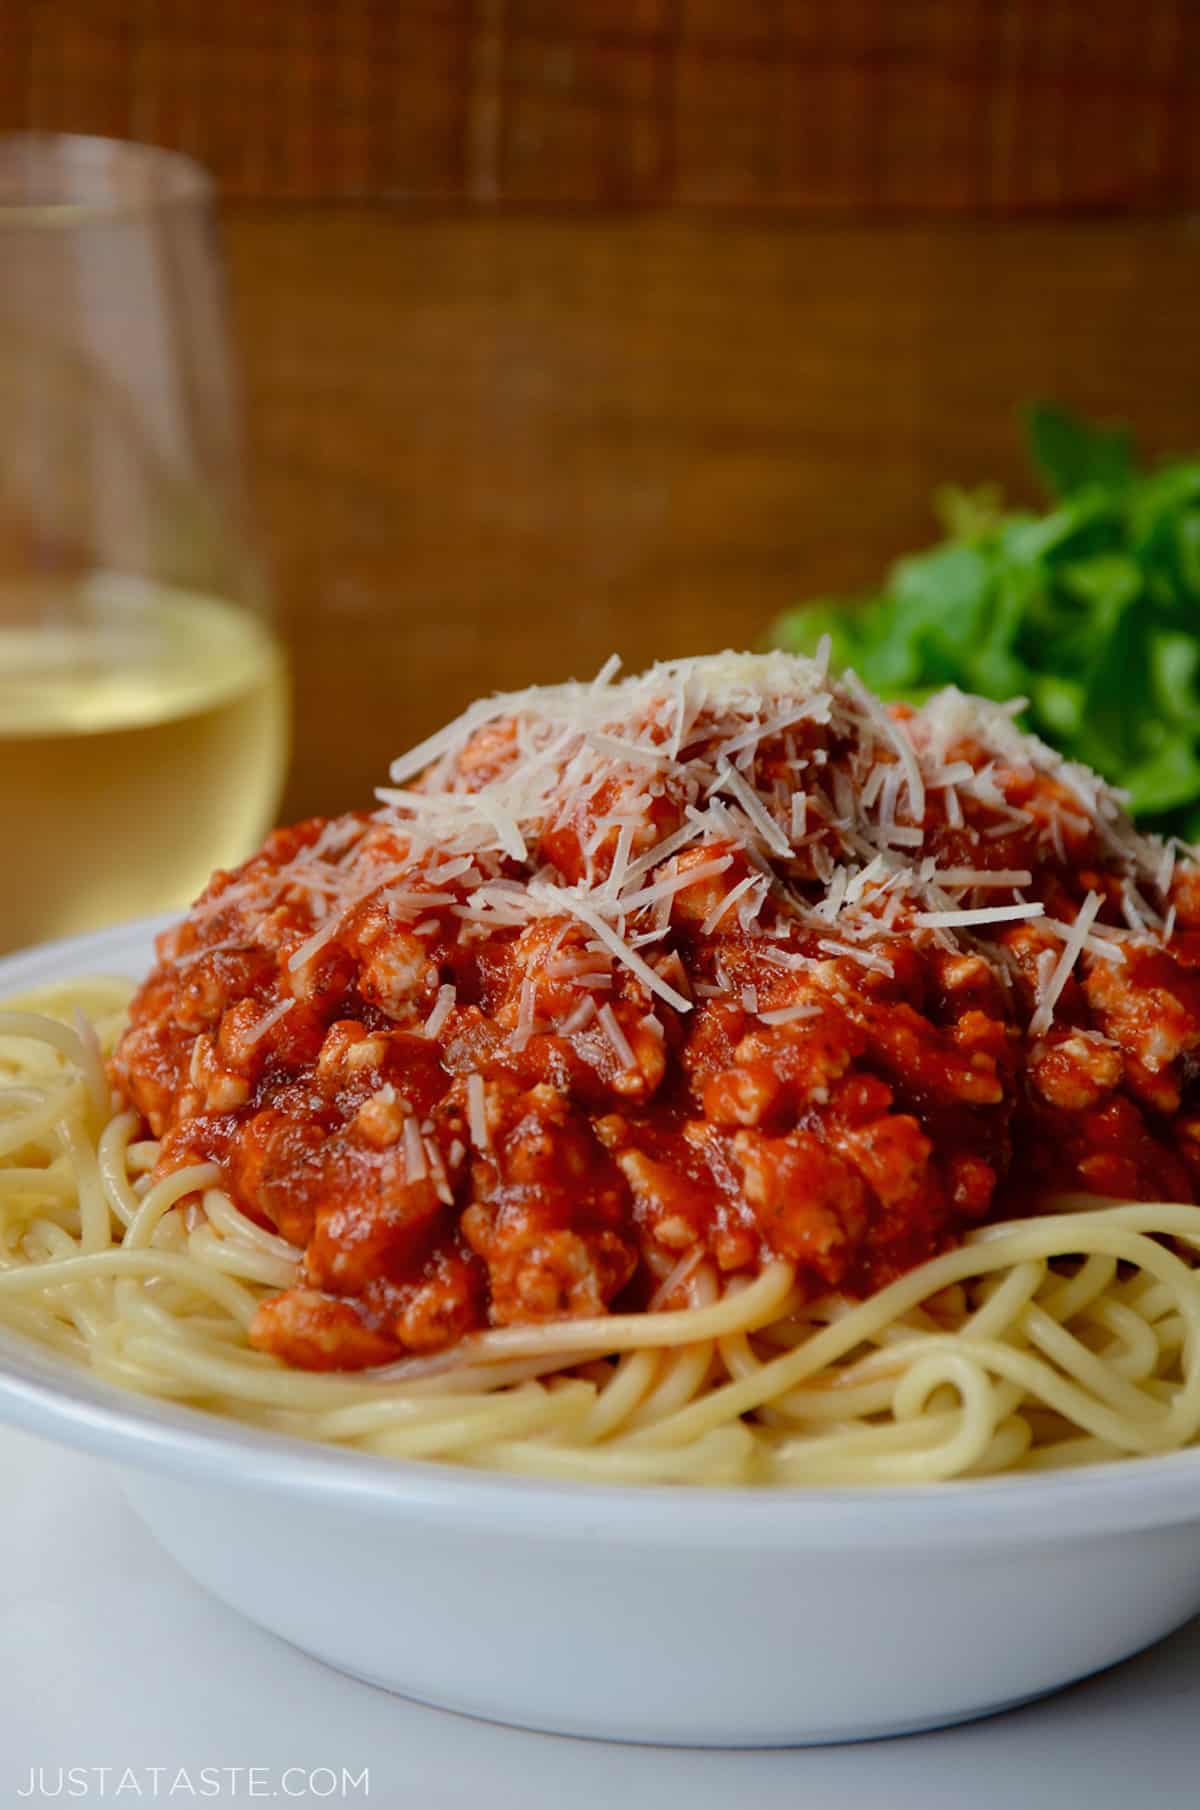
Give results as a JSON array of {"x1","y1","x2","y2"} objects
[{"x1": 0, "y1": 133, "x2": 289, "y2": 952}]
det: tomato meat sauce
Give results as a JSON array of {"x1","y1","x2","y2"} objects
[{"x1": 111, "y1": 657, "x2": 1200, "y2": 1370}]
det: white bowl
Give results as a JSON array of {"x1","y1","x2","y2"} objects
[{"x1": 3, "y1": 919, "x2": 1200, "y2": 1747}]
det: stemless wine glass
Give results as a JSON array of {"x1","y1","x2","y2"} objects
[{"x1": 0, "y1": 133, "x2": 289, "y2": 952}]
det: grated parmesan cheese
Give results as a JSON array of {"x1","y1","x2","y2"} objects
[
  {"x1": 616, "y1": 854, "x2": 734, "y2": 916},
  {"x1": 712, "y1": 761, "x2": 793, "y2": 859},
  {"x1": 403, "y1": 1115, "x2": 428, "y2": 1181},
  {"x1": 700, "y1": 872, "x2": 759, "y2": 935},
  {"x1": 933, "y1": 868, "x2": 1033, "y2": 889},
  {"x1": 1029, "y1": 891, "x2": 1105, "y2": 1037},
  {"x1": 466, "y1": 1074, "x2": 489, "y2": 1150},
  {"x1": 423, "y1": 984, "x2": 456, "y2": 1038},
  {"x1": 532, "y1": 883, "x2": 693, "y2": 1012},
  {"x1": 597, "y1": 1004, "x2": 636, "y2": 1070},
  {"x1": 758, "y1": 1001, "x2": 821, "y2": 1026},
  {"x1": 914, "y1": 902, "x2": 1045, "y2": 930},
  {"x1": 242, "y1": 997, "x2": 296, "y2": 1046},
  {"x1": 558, "y1": 995, "x2": 598, "y2": 1035},
  {"x1": 511, "y1": 977, "x2": 538, "y2": 1052},
  {"x1": 167, "y1": 651, "x2": 1190, "y2": 1063}
]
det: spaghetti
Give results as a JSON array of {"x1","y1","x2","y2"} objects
[
  {"x1": 4, "y1": 650, "x2": 1200, "y2": 1486},
  {"x1": 2, "y1": 985, "x2": 1200, "y2": 1486}
]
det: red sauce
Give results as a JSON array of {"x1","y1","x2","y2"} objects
[{"x1": 110, "y1": 699, "x2": 1200, "y2": 1371}]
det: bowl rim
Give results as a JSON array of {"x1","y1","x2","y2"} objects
[{"x1": 4, "y1": 914, "x2": 1200, "y2": 1550}]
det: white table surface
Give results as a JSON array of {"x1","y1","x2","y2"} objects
[{"x1": 2, "y1": 1423, "x2": 1198, "y2": 1810}]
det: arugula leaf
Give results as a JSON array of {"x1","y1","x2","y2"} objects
[
  {"x1": 1124, "y1": 741, "x2": 1200, "y2": 816},
  {"x1": 1025, "y1": 402, "x2": 1134, "y2": 498},
  {"x1": 765, "y1": 406, "x2": 1200, "y2": 840}
]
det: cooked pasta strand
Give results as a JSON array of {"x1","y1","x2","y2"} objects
[{"x1": 3, "y1": 989, "x2": 1200, "y2": 1486}]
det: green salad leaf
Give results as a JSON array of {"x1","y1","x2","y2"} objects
[
  {"x1": 766, "y1": 404, "x2": 1200, "y2": 840},
  {"x1": 1026, "y1": 402, "x2": 1134, "y2": 497}
]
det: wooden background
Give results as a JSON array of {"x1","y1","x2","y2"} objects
[{"x1": 3, "y1": 3, "x2": 1200, "y2": 819}]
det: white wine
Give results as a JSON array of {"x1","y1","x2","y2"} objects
[{"x1": 0, "y1": 575, "x2": 289, "y2": 951}]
